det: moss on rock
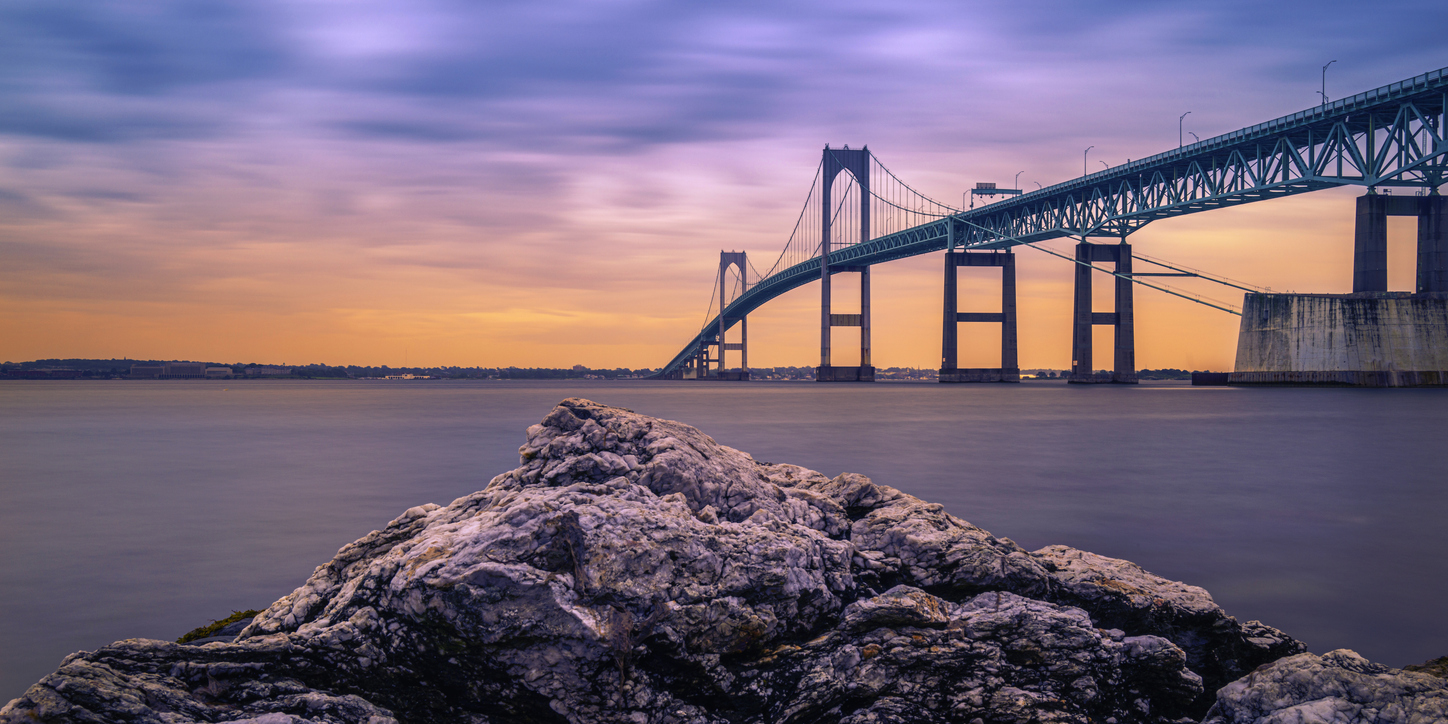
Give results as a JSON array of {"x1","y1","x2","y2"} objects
[{"x1": 176, "y1": 609, "x2": 261, "y2": 643}]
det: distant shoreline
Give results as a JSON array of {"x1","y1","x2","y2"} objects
[{"x1": 1, "y1": 358, "x2": 1205, "y2": 382}]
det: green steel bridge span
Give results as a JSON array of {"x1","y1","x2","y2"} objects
[{"x1": 656, "y1": 66, "x2": 1448, "y2": 380}]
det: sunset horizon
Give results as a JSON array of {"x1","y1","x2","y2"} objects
[{"x1": 4, "y1": 2, "x2": 1445, "y2": 372}]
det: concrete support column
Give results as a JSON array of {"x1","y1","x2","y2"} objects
[
  {"x1": 820, "y1": 244, "x2": 832, "y2": 370},
  {"x1": 860, "y1": 267, "x2": 871, "y2": 367},
  {"x1": 1071, "y1": 243, "x2": 1093, "y2": 377},
  {"x1": 1355, "y1": 194, "x2": 1389, "y2": 293},
  {"x1": 1418, "y1": 194, "x2": 1448, "y2": 294},
  {"x1": 718, "y1": 271, "x2": 727, "y2": 374},
  {"x1": 741, "y1": 317, "x2": 748, "y2": 370},
  {"x1": 1114, "y1": 243, "x2": 1136, "y2": 382},
  {"x1": 942, "y1": 252, "x2": 957, "y2": 371},
  {"x1": 1002, "y1": 252, "x2": 1018, "y2": 374}
]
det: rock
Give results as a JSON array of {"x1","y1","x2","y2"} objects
[
  {"x1": 1203, "y1": 649, "x2": 1448, "y2": 723},
  {"x1": 1404, "y1": 655, "x2": 1448, "y2": 678},
  {"x1": 3, "y1": 398, "x2": 1310, "y2": 723}
]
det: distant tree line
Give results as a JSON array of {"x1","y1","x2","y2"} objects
[
  {"x1": 1, "y1": 359, "x2": 1217, "y2": 381},
  {"x1": 0, "y1": 359, "x2": 663, "y2": 380},
  {"x1": 1135, "y1": 368, "x2": 1196, "y2": 380}
]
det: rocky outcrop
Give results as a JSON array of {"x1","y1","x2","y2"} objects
[
  {"x1": 3, "y1": 399, "x2": 1313, "y2": 723},
  {"x1": 1203, "y1": 649, "x2": 1448, "y2": 724}
]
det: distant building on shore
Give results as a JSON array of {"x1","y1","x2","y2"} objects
[
  {"x1": 2, "y1": 368, "x2": 82, "y2": 379},
  {"x1": 244, "y1": 366, "x2": 293, "y2": 377},
  {"x1": 205, "y1": 367, "x2": 233, "y2": 378},
  {"x1": 129, "y1": 362, "x2": 208, "y2": 379}
]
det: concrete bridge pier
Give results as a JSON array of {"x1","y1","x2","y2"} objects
[
  {"x1": 1069, "y1": 241, "x2": 1137, "y2": 384},
  {"x1": 939, "y1": 250, "x2": 1018, "y2": 382},
  {"x1": 817, "y1": 264, "x2": 874, "y2": 381},
  {"x1": 1354, "y1": 192, "x2": 1448, "y2": 293},
  {"x1": 686, "y1": 345, "x2": 711, "y2": 380}
]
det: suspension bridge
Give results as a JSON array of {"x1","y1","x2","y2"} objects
[{"x1": 655, "y1": 66, "x2": 1448, "y2": 382}]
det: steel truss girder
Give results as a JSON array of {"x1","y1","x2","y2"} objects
[
  {"x1": 656, "y1": 67, "x2": 1448, "y2": 377},
  {"x1": 951, "y1": 70, "x2": 1447, "y2": 248}
]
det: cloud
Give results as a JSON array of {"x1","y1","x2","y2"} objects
[
  {"x1": 0, "y1": 1, "x2": 291, "y2": 141},
  {"x1": 2, "y1": 0, "x2": 1447, "y2": 366}
]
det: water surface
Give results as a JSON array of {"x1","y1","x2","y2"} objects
[{"x1": 2, "y1": 379, "x2": 1445, "y2": 702}]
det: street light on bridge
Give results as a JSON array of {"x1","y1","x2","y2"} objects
[
  {"x1": 1084, "y1": 146, "x2": 1094, "y2": 176},
  {"x1": 1320, "y1": 60, "x2": 1337, "y2": 105},
  {"x1": 1179, "y1": 111, "x2": 1191, "y2": 148}
]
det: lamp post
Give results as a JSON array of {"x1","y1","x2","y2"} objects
[
  {"x1": 1015, "y1": 171, "x2": 1023, "y2": 189},
  {"x1": 1320, "y1": 60, "x2": 1336, "y2": 105},
  {"x1": 1179, "y1": 111, "x2": 1191, "y2": 148},
  {"x1": 1099, "y1": 161, "x2": 1108, "y2": 170},
  {"x1": 1189, "y1": 131, "x2": 1199, "y2": 143},
  {"x1": 1084, "y1": 146, "x2": 1094, "y2": 176}
]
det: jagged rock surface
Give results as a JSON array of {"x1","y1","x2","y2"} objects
[
  {"x1": 1203, "y1": 649, "x2": 1448, "y2": 724},
  {"x1": 4, "y1": 399, "x2": 1308, "y2": 724}
]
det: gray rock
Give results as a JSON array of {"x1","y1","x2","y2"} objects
[
  {"x1": 1203, "y1": 649, "x2": 1448, "y2": 723},
  {"x1": 3, "y1": 398, "x2": 1311, "y2": 724}
]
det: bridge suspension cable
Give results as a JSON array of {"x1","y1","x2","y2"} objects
[
  {"x1": 696, "y1": 271, "x2": 719, "y2": 339},
  {"x1": 694, "y1": 260, "x2": 752, "y2": 339},
  {"x1": 756, "y1": 148, "x2": 966, "y2": 285},
  {"x1": 955, "y1": 217, "x2": 1246, "y2": 316},
  {"x1": 1130, "y1": 252, "x2": 1272, "y2": 294}
]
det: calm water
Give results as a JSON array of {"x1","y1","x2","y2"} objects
[{"x1": 2, "y1": 379, "x2": 1446, "y2": 702}]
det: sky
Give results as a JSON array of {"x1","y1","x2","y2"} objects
[{"x1": 2, "y1": 0, "x2": 1445, "y2": 371}]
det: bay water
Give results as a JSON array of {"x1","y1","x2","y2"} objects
[{"x1": 2, "y1": 379, "x2": 1445, "y2": 702}]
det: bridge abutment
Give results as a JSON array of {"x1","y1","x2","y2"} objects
[
  {"x1": 1232, "y1": 192, "x2": 1448, "y2": 387},
  {"x1": 939, "y1": 250, "x2": 1018, "y2": 383},
  {"x1": 1069, "y1": 242, "x2": 1137, "y2": 384},
  {"x1": 1230, "y1": 292, "x2": 1448, "y2": 386}
]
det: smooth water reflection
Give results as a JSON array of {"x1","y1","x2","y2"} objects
[{"x1": 1, "y1": 379, "x2": 1445, "y2": 702}]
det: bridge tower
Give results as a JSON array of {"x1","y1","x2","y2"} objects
[
  {"x1": 940, "y1": 249, "x2": 1019, "y2": 382},
  {"x1": 1069, "y1": 241, "x2": 1137, "y2": 384},
  {"x1": 713, "y1": 251, "x2": 750, "y2": 380},
  {"x1": 817, "y1": 145, "x2": 874, "y2": 382}
]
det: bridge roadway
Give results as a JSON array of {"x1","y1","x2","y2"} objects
[{"x1": 657, "y1": 66, "x2": 1448, "y2": 378}]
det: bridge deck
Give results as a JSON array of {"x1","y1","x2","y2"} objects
[{"x1": 658, "y1": 67, "x2": 1448, "y2": 377}]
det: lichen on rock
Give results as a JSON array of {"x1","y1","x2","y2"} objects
[{"x1": 9, "y1": 398, "x2": 1427, "y2": 724}]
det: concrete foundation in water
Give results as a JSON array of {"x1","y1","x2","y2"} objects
[{"x1": 1231, "y1": 292, "x2": 1448, "y2": 387}]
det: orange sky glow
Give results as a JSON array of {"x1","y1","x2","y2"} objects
[{"x1": 2, "y1": 4, "x2": 1443, "y2": 371}]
